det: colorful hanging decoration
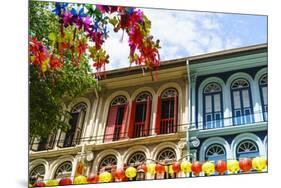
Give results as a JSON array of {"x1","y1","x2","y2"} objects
[
  {"x1": 32, "y1": 181, "x2": 46, "y2": 187},
  {"x1": 167, "y1": 165, "x2": 174, "y2": 175},
  {"x1": 75, "y1": 161, "x2": 85, "y2": 177},
  {"x1": 125, "y1": 167, "x2": 137, "y2": 180},
  {"x1": 58, "y1": 177, "x2": 73, "y2": 186},
  {"x1": 147, "y1": 163, "x2": 156, "y2": 175},
  {"x1": 115, "y1": 168, "x2": 126, "y2": 181},
  {"x1": 252, "y1": 157, "x2": 267, "y2": 172},
  {"x1": 74, "y1": 175, "x2": 88, "y2": 184},
  {"x1": 215, "y1": 160, "x2": 227, "y2": 175},
  {"x1": 172, "y1": 161, "x2": 181, "y2": 173},
  {"x1": 30, "y1": 3, "x2": 161, "y2": 79},
  {"x1": 227, "y1": 160, "x2": 240, "y2": 174},
  {"x1": 202, "y1": 161, "x2": 215, "y2": 176},
  {"x1": 87, "y1": 173, "x2": 99, "y2": 184},
  {"x1": 99, "y1": 171, "x2": 112, "y2": 183},
  {"x1": 155, "y1": 163, "x2": 165, "y2": 174},
  {"x1": 45, "y1": 179, "x2": 59, "y2": 186},
  {"x1": 138, "y1": 163, "x2": 147, "y2": 173},
  {"x1": 191, "y1": 161, "x2": 202, "y2": 176},
  {"x1": 180, "y1": 161, "x2": 192, "y2": 175},
  {"x1": 239, "y1": 158, "x2": 252, "y2": 173}
]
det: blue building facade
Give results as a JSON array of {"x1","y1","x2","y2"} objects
[{"x1": 187, "y1": 44, "x2": 268, "y2": 164}]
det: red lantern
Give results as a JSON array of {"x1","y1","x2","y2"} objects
[
  {"x1": 172, "y1": 161, "x2": 181, "y2": 173},
  {"x1": 138, "y1": 163, "x2": 147, "y2": 173},
  {"x1": 32, "y1": 181, "x2": 45, "y2": 187},
  {"x1": 215, "y1": 160, "x2": 227, "y2": 175},
  {"x1": 59, "y1": 177, "x2": 72, "y2": 186},
  {"x1": 191, "y1": 161, "x2": 202, "y2": 176},
  {"x1": 155, "y1": 164, "x2": 165, "y2": 173},
  {"x1": 239, "y1": 158, "x2": 252, "y2": 173},
  {"x1": 115, "y1": 168, "x2": 125, "y2": 181},
  {"x1": 87, "y1": 173, "x2": 99, "y2": 184}
]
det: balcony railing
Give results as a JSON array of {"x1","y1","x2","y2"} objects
[
  {"x1": 133, "y1": 122, "x2": 147, "y2": 138},
  {"x1": 160, "y1": 118, "x2": 177, "y2": 134}
]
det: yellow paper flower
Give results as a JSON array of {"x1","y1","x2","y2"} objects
[
  {"x1": 252, "y1": 157, "x2": 267, "y2": 172},
  {"x1": 202, "y1": 161, "x2": 215, "y2": 176},
  {"x1": 99, "y1": 172, "x2": 112, "y2": 183},
  {"x1": 227, "y1": 160, "x2": 240, "y2": 174},
  {"x1": 125, "y1": 167, "x2": 137, "y2": 180}
]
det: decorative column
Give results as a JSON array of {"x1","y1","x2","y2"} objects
[{"x1": 189, "y1": 72, "x2": 197, "y2": 129}]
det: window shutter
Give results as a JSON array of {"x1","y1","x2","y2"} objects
[
  {"x1": 104, "y1": 106, "x2": 118, "y2": 142},
  {"x1": 73, "y1": 110, "x2": 86, "y2": 145},
  {"x1": 120, "y1": 104, "x2": 129, "y2": 138},
  {"x1": 57, "y1": 130, "x2": 66, "y2": 148},
  {"x1": 144, "y1": 96, "x2": 151, "y2": 136},
  {"x1": 128, "y1": 100, "x2": 136, "y2": 138},
  {"x1": 47, "y1": 134, "x2": 56, "y2": 149},
  {"x1": 233, "y1": 91, "x2": 241, "y2": 109},
  {"x1": 30, "y1": 137, "x2": 40, "y2": 151},
  {"x1": 242, "y1": 90, "x2": 250, "y2": 108},
  {"x1": 173, "y1": 95, "x2": 178, "y2": 132},
  {"x1": 262, "y1": 87, "x2": 268, "y2": 105},
  {"x1": 155, "y1": 96, "x2": 162, "y2": 134},
  {"x1": 65, "y1": 113, "x2": 79, "y2": 147}
]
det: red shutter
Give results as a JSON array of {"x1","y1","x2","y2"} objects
[
  {"x1": 128, "y1": 100, "x2": 136, "y2": 138},
  {"x1": 155, "y1": 96, "x2": 162, "y2": 134},
  {"x1": 173, "y1": 95, "x2": 178, "y2": 132},
  {"x1": 104, "y1": 106, "x2": 118, "y2": 142},
  {"x1": 144, "y1": 96, "x2": 151, "y2": 136},
  {"x1": 120, "y1": 104, "x2": 129, "y2": 139}
]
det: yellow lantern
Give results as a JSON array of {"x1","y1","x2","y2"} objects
[
  {"x1": 74, "y1": 175, "x2": 88, "y2": 184},
  {"x1": 202, "y1": 161, "x2": 215, "y2": 176},
  {"x1": 166, "y1": 165, "x2": 174, "y2": 175},
  {"x1": 46, "y1": 179, "x2": 59, "y2": 186},
  {"x1": 181, "y1": 161, "x2": 192, "y2": 174},
  {"x1": 147, "y1": 163, "x2": 156, "y2": 175},
  {"x1": 125, "y1": 167, "x2": 137, "y2": 180},
  {"x1": 99, "y1": 172, "x2": 112, "y2": 183},
  {"x1": 227, "y1": 160, "x2": 240, "y2": 174},
  {"x1": 252, "y1": 157, "x2": 267, "y2": 172}
]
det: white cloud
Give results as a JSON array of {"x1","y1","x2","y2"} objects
[{"x1": 101, "y1": 8, "x2": 251, "y2": 70}]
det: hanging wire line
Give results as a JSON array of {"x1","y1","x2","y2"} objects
[{"x1": 29, "y1": 110, "x2": 268, "y2": 146}]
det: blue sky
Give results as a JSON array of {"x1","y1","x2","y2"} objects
[{"x1": 102, "y1": 8, "x2": 267, "y2": 70}]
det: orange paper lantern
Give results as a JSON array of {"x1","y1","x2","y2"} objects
[
  {"x1": 155, "y1": 164, "x2": 165, "y2": 173},
  {"x1": 172, "y1": 161, "x2": 181, "y2": 173},
  {"x1": 191, "y1": 161, "x2": 202, "y2": 176},
  {"x1": 239, "y1": 158, "x2": 252, "y2": 173},
  {"x1": 87, "y1": 173, "x2": 99, "y2": 184},
  {"x1": 215, "y1": 160, "x2": 227, "y2": 175},
  {"x1": 115, "y1": 168, "x2": 125, "y2": 181}
]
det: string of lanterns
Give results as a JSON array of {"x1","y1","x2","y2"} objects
[{"x1": 30, "y1": 157, "x2": 267, "y2": 187}]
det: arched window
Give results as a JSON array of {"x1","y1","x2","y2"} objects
[
  {"x1": 205, "y1": 144, "x2": 226, "y2": 162},
  {"x1": 128, "y1": 92, "x2": 152, "y2": 138},
  {"x1": 236, "y1": 140, "x2": 259, "y2": 159},
  {"x1": 29, "y1": 164, "x2": 45, "y2": 184},
  {"x1": 98, "y1": 155, "x2": 117, "y2": 173},
  {"x1": 57, "y1": 103, "x2": 87, "y2": 148},
  {"x1": 231, "y1": 79, "x2": 254, "y2": 125},
  {"x1": 155, "y1": 88, "x2": 178, "y2": 134},
  {"x1": 54, "y1": 161, "x2": 72, "y2": 179},
  {"x1": 104, "y1": 96, "x2": 128, "y2": 142},
  {"x1": 128, "y1": 152, "x2": 147, "y2": 167},
  {"x1": 157, "y1": 148, "x2": 177, "y2": 179},
  {"x1": 157, "y1": 148, "x2": 176, "y2": 163},
  {"x1": 259, "y1": 74, "x2": 268, "y2": 121},
  {"x1": 203, "y1": 83, "x2": 224, "y2": 129}
]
